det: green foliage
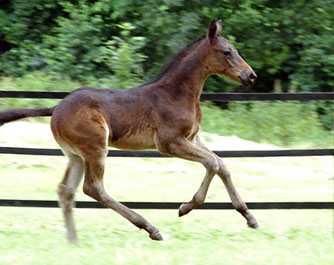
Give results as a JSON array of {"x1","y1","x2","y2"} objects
[
  {"x1": 1, "y1": 0, "x2": 333, "y2": 92},
  {"x1": 41, "y1": 1, "x2": 107, "y2": 80},
  {"x1": 0, "y1": 72, "x2": 80, "y2": 110},
  {"x1": 0, "y1": 0, "x2": 61, "y2": 76},
  {"x1": 101, "y1": 23, "x2": 147, "y2": 88},
  {"x1": 0, "y1": 0, "x2": 333, "y2": 130},
  {"x1": 201, "y1": 101, "x2": 333, "y2": 148}
]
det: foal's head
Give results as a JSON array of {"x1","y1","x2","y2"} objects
[{"x1": 204, "y1": 20, "x2": 257, "y2": 87}]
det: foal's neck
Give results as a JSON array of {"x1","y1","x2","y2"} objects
[{"x1": 157, "y1": 39, "x2": 210, "y2": 103}]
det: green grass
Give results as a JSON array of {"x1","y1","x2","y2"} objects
[
  {"x1": 0, "y1": 122, "x2": 333, "y2": 264},
  {"x1": 0, "y1": 209, "x2": 332, "y2": 265}
]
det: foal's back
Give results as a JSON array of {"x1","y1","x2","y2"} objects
[{"x1": 51, "y1": 86, "x2": 160, "y2": 154}]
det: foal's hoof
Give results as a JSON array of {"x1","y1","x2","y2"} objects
[
  {"x1": 150, "y1": 231, "x2": 163, "y2": 241},
  {"x1": 247, "y1": 220, "x2": 259, "y2": 229},
  {"x1": 178, "y1": 203, "x2": 191, "y2": 217},
  {"x1": 67, "y1": 234, "x2": 78, "y2": 244}
]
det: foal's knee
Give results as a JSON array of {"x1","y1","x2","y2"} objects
[
  {"x1": 216, "y1": 160, "x2": 231, "y2": 179},
  {"x1": 205, "y1": 156, "x2": 219, "y2": 174}
]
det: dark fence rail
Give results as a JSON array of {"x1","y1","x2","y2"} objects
[
  {"x1": 0, "y1": 200, "x2": 333, "y2": 210},
  {"x1": 1, "y1": 90, "x2": 334, "y2": 101},
  {"x1": 1, "y1": 146, "x2": 333, "y2": 157},
  {"x1": 1, "y1": 91, "x2": 333, "y2": 210}
]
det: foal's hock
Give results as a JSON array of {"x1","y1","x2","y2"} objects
[{"x1": 0, "y1": 20, "x2": 258, "y2": 242}]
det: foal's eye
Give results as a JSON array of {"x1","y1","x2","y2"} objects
[{"x1": 222, "y1": 51, "x2": 232, "y2": 56}]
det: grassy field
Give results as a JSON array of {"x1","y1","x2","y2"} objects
[{"x1": 0, "y1": 121, "x2": 333, "y2": 265}]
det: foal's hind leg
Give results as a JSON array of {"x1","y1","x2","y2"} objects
[
  {"x1": 193, "y1": 135, "x2": 258, "y2": 228},
  {"x1": 82, "y1": 152, "x2": 163, "y2": 240},
  {"x1": 74, "y1": 120, "x2": 162, "y2": 241},
  {"x1": 58, "y1": 154, "x2": 84, "y2": 242}
]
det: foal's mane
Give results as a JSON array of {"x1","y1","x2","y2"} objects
[{"x1": 143, "y1": 36, "x2": 206, "y2": 86}]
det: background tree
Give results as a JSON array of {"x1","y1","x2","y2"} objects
[{"x1": 0, "y1": 0, "x2": 333, "y2": 128}]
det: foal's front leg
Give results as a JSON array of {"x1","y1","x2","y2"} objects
[
  {"x1": 193, "y1": 135, "x2": 258, "y2": 228},
  {"x1": 155, "y1": 136, "x2": 219, "y2": 216}
]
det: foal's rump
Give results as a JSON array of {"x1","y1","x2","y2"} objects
[{"x1": 51, "y1": 89, "x2": 110, "y2": 159}]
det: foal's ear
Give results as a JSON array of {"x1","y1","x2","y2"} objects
[{"x1": 207, "y1": 19, "x2": 222, "y2": 41}]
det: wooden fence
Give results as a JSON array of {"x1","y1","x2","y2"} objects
[{"x1": 0, "y1": 91, "x2": 333, "y2": 210}]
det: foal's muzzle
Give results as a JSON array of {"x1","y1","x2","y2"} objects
[{"x1": 239, "y1": 69, "x2": 257, "y2": 87}]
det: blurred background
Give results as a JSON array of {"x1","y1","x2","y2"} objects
[{"x1": 0, "y1": 0, "x2": 333, "y2": 147}]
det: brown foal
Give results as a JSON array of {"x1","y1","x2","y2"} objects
[{"x1": 0, "y1": 20, "x2": 258, "y2": 242}]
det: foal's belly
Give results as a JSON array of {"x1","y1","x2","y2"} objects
[{"x1": 108, "y1": 129, "x2": 156, "y2": 150}]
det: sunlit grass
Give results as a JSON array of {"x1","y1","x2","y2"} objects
[
  {"x1": 0, "y1": 121, "x2": 333, "y2": 265},
  {"x1": 0, "y1": 208, "x2": 332, "y2": 265}
]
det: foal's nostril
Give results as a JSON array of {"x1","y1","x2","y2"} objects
[
  {"x1": 239, "y1": 69, "x2": 257, "y2": 86},
  {"x1": 249, "y1": 72, "x2": 257, "y2": 81}
]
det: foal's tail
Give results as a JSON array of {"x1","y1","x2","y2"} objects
[{"x1": 0, "y1": 107, "x2": 55, "y2": 126}]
